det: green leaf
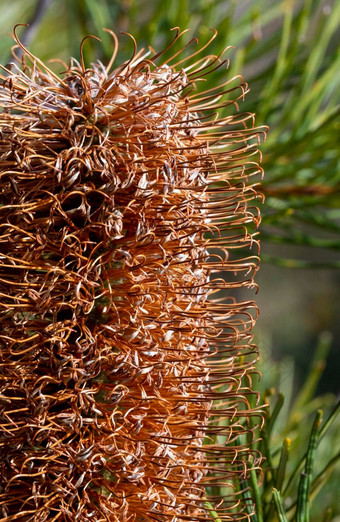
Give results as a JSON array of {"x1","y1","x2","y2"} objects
[
  {"x1": 203, "y1": 500, "x2": 223, "y2": 522},
  {"x1": 296, "y1": 410, "x2": 323, "y2": 522},
  {"x1": 250, "y1": 463, "x2": 263, "y2": 522},
  {"x1": 272, "y1": 488, "x2": 289, "y2": 522}
]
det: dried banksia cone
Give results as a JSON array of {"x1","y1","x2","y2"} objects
[{"x1": 0, "y1": 27, "x2": 266, "y2": 521}]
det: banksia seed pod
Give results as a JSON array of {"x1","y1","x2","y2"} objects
[{"x1": 0, "y1": 27, "x2": 266, "y2": 521}]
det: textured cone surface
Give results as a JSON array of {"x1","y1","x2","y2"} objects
[{"x1": 0, "y1": 30, "x2": 265, "y2": 520}]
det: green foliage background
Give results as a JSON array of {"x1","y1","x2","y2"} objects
[{"x1": 0, "y1": 1, "x2": 339, "y2": 520}]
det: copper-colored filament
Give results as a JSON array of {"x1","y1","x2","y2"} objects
[{"x1": 0, "y1": 29, "x2": 266, "y2": 521}]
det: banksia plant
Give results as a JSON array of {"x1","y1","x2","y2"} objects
[{"x1": 0, "y1": 27, "x2": 266, "y2": 521}]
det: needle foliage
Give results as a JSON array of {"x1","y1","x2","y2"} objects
[{"x1": 0, "y1": 1, "x2": 339, "y2": 521}]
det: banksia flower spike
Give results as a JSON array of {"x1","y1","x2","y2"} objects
[{"x1": 0, "y1": 27, "x2": 266, "y2": 521}]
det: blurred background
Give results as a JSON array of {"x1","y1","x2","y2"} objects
[{"x1": 0, "y1": 0, "x2": 339, "y2": 518}]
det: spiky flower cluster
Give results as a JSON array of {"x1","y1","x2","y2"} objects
[{"x1": 0, "y1": 28, "x2": 266, "y2": 521}]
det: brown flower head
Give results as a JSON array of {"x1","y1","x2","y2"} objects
[{"x1": 0, "y1": 27, "x2": 266, "y2": 521}]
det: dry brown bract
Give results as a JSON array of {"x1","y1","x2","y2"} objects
[{"x1": 0, "y1": 27, "x2": 266, "y2": 521}]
